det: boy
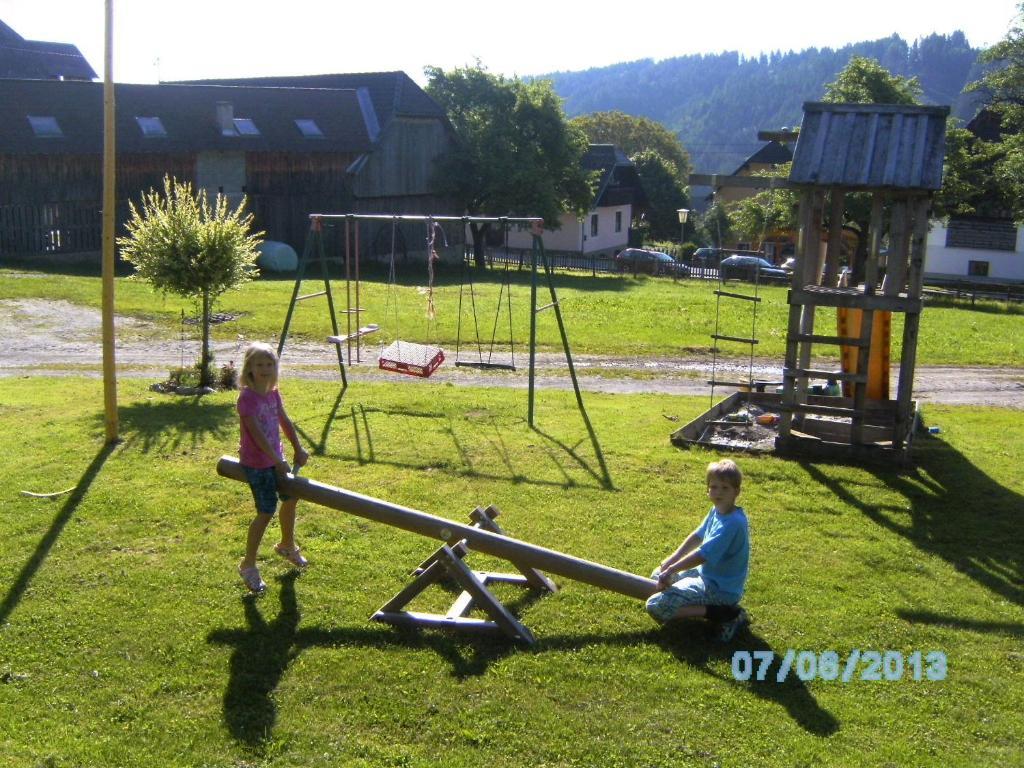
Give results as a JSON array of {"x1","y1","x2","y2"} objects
[{"x1": 646, "y1": 458, "x2": 750, "y2": 641}]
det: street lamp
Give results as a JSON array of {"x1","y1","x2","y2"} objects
[{"x1": 677, "y1": 208, "x2": 690, "y2": 258}]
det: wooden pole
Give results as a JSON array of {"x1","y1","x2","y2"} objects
[
  {"x1": 101, "y1": 0, "x2": 118, "y2": 443},
  {"x1": 217, "y1": 456, "x2": 657, "y2": 600}
]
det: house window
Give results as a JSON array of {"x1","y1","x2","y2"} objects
[
  {"x1": 27, "y1": 115, "x2": 63, "y2": 138},
  {"x1": 294, "y1": 119, "x2": 324, "y2": 138},
  {"x1": 135, "y1": 116, "x2": 167, "y2": 138},
  {"x1": 232, "y1": 118, "x2": 260, "y2": 136},
  {"x1": 615, "y1": 211, "x2": 622, "y2": 233},
  {"x1": 590, "y1": 214, "x2": 599, "y2": 237},
  {"x1": 968, "y1": 260, "x2": 990, "y2": 277}
]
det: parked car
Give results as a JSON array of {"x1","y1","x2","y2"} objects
[
  {"x1": 780, "y1": 257, "x2": 797, "y2": 273},
  {"x1": 614, "y1": 248, "x2": 684, "y2": 276},
  {"x1": 718, "y1": 255, "x2": 790, "y2": 282},
  {"x1": 691, "y1": 247, "x2": 726, "y2": 267}
]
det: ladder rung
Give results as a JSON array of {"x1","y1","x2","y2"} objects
[
  {"x1": 711, "y1": 334, "x2": 759, "y2": 345},
  {"x1": 714, "y1": 290, "x2": 761, "y2": 303},
  {"x1": 784, "y1": 369, "x2": 866, "y2": 382},
  {"x1": 297, "y1": 290, "x2": 327, "y2": 301},
  {"x1": 707, "y1": 380, "x2": 755, "y2": 389},
  {"x1": 789, "y1": 333, "x2": 869, "y2": 347},
  {"x1": 339, "y1": 308, "x2": 366, "y2": 314},
  {"x1": 535, "y1": 301, "x2": 558, "y2": 312}
]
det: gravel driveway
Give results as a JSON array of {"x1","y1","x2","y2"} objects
[{"x1": 2, "y1": 298, "x2": 1022, "y2": 408}]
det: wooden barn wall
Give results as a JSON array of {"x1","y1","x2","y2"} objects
[
  {"x1": 0, "y1": 153, "x2": 194, "y2": 257},
  {"x1": 244, "y1": 152, "x2": 357, "y2": 249},
  {"x1": 350, "y1": 118, "x2": 455, "y2": 200}
]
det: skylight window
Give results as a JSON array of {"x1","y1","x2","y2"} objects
[
  {"x1": 135, "y1": 116, "x2": 167, "y2": 138},
  {"x1": 28, "y1": 115, "x2": 63, "y2": 138},
  {"x1": 232, "y1": 118, "x2": 260, "y2": 136},
  {"x1": 294, "y1": 119, "x2": 324, "y2": 138}
]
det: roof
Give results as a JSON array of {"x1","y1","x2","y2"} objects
[
  {"x1": 789, "y1": 102, "x2": 950, "y2": 191},
  {"x1": 583, "y1": 144, "x2": 648, "y2": 209},
  {"x1": 735, "y1": 140, "x2": 792, "y2": 173},
  {"x1": 0, "y1": 79, "x2": 374, "y2": 155},
  {"x1": 169, "y1": 72, "x2": 446, "y2": 129},
  {"x1": 0, "y1": 19, "x2": 97, "y2": 80}
]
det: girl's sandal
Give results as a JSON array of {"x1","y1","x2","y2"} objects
[{"x1": 274, "y1": 543, "x2": 308, "y2": 568}]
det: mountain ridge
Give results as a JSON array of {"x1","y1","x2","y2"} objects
[{"x1": 541, "y1": 32, "x2": 986, "y2": 173}]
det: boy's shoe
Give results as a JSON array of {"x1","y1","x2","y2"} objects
[
  {"x1": 239, "y1": 565, "x2": 266, "y2": 593},
  {"x1": 274, "y1": 543, "x2": 309, "y2": 568},
  {"x1": 717, "y1": 608, "x2": 750, "y2": 642}
]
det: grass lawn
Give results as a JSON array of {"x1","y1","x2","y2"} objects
[
  {"x1": 0, "y1": 376, "x2": 1021, "y2": 767},
  {"x1": 2, "y1": 267, "x2": 1023, "y2": 366}
]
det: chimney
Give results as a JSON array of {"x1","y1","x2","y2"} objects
[{"x1": 216, "y1": 101, "x2": 234, "y2": 135}]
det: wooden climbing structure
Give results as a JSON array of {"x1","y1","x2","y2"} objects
[{"x1": 679, "y1": 102, "x2": 950, "y2": 464}]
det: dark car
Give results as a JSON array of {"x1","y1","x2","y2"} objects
[
  {"x1": 614, "y1": 248, "x2": 684, "y2": 276},
  {"x1": 718, "y1": 255, "x2": 790, "y2": 283},
  {"x1": 691, "y1": 247, "x2": 726, "y2": 267}
]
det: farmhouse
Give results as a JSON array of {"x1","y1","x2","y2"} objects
[
  {"x1": 506, "y1": 144, "x2": 648, "y2": 258},
  {"x1": 0, "y1": 53, "x2": 459, "y2": 260}
]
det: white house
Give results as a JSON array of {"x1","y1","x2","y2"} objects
[
  {"x1": 507, "y1": 144, "x2": 646, "y2": 257},
  {"x1": 925, "y1": 216, "x2": 1024, "y2": 283}
]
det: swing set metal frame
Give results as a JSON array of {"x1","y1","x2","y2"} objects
[{"x1": 276, "y1": 212, "x2": 610, "y2": 484}]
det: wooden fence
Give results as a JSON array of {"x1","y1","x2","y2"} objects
[{"x1": 0, "y1": 201, "x2": 103, "y2": 255}]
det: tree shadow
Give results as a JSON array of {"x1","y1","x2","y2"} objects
[
  {"x1": 0, "y1": 443, "x2": 115, "y2": 626},
  {"x1": 109, "y1": 397, "x2": 235, "y2": 454},
  {"x1": 895, "y1": 609, "x2": 1024, "y2": 638},
  {"x1": 799, "y1": 432, "x2": 1024, "y2": 608}
]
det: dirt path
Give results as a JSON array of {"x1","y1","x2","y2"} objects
[{"x1": 2, "y1": 298, "x2": 1023, "y2": 407}]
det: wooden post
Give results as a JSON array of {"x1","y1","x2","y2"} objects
[
  {"x1": 101, "y1": 0, "x2": 118, "y2": 443},
  {"x1": 217, "y1": 456, "x2": 657, "y2": 600},
  {"x1": 823, "y1": 189, "x2": 845, "y2": 286}
]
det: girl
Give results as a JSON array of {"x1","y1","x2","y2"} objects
[{"x1": 236, "y1": 342, "x2": 310, "y2": 593}]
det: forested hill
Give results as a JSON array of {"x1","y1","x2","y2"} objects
[{"x1": 543, "y1": 32, "x2": 985, "y2": 174}]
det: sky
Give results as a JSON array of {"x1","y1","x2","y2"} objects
[{"x1": 0, "y1": 0, "x2": 1020, "y2": 85}]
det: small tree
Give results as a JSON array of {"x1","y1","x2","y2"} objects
[{"x1": 119, "y1": 176, "x2": 263, "y2": 387}]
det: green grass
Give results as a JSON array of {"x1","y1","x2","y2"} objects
[
  {"x1": 0, "y1": 376, "x2": 1021, "y2": 766},
  {"x1": 2, "y1": 267, "x2": 1023, "y2": 366}
]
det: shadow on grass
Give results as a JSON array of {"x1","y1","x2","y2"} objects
[
  {"x1": 895, "y1": 609, "x2": 1024, "y2": 638},
  {"x1": 800, "y1": 433, "x2": 1024, "y2": 609},
  {"x1": 110, "y1": 397, "x2": 235, "y2": 454},
  {"x1": 209, "y1": 578, "x2": 834, "y2": 748},
  {"x1": 0, "y1": 443, "x2": 115, "y2": 626},
  {"x1": 294, "y1": 402, "x2": 611, "y2": 491}
]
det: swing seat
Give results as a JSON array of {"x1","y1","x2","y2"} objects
[
  {"x1": 454, "y1": 360, "x2": 516, "y2": 372},
  {"x1": 327, "y1": 324, "x2": 380, "y2": 345},
  {"x1": 379, "y1": 341, "x2": 445, "y2": 378}
]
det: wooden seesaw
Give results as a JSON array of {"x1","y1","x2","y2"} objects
[{"x1": 217, "y1": 456, "x2": 658, "y2": 644}]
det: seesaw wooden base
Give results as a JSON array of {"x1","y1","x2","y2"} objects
[{"x1": 371, "y1": 505, "x2": 557, "y2": 644}]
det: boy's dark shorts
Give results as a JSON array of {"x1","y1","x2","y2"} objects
[{"x1": 243, "y1": 466, "x2": 292, "y2": 516}]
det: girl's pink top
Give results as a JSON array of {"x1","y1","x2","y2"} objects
[{"x1": 237, "y1": 387, "x2": 284, "y2": 468}]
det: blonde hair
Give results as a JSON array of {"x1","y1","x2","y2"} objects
[
  {"x1": 240, "y1": 342, "x2": 279, "y2": 390},
  {"x1": 707, "y1": 459, "x2": 742, "y2": 490}
]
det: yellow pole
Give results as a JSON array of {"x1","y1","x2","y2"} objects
[{"x1": 101, "y1": 0, "x2": 119, "y2": 442}]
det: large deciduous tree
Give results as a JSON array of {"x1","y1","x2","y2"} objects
[
  {"x1": 822, "y1": 56, "x2": 922, "y2": 104},
  {"x1": 119, "y1": 176, "x2": 262, "y2": 387},
  {"x1": 425, "y1": 65, "x2": 594, "y2": 266},
  {"x1": 629, "y1": 150, "x2": 689, "y2": 241},
  {"x1": 961, "y1": 2, "x2": 1024, "y2": 220},
  {"x1": 571, "y1": 111, "x2": 692, "y2": 181}
]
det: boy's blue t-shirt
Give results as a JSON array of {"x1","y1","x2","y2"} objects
[{"x1": 695, "y1": 506, "x2": 749, "y2": 601}]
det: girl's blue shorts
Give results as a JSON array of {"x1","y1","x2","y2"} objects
[{"x1": 242, "y1": 466, "x2": 292, "y2": 516}]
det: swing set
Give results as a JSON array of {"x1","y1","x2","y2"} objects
[{"x1": 276, "y1": 213, "x2": 610, "y2": 482}]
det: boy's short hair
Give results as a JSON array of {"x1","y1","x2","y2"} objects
[{"x1": 707, "y1": 459, "x2": 742, "y2": 490}]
